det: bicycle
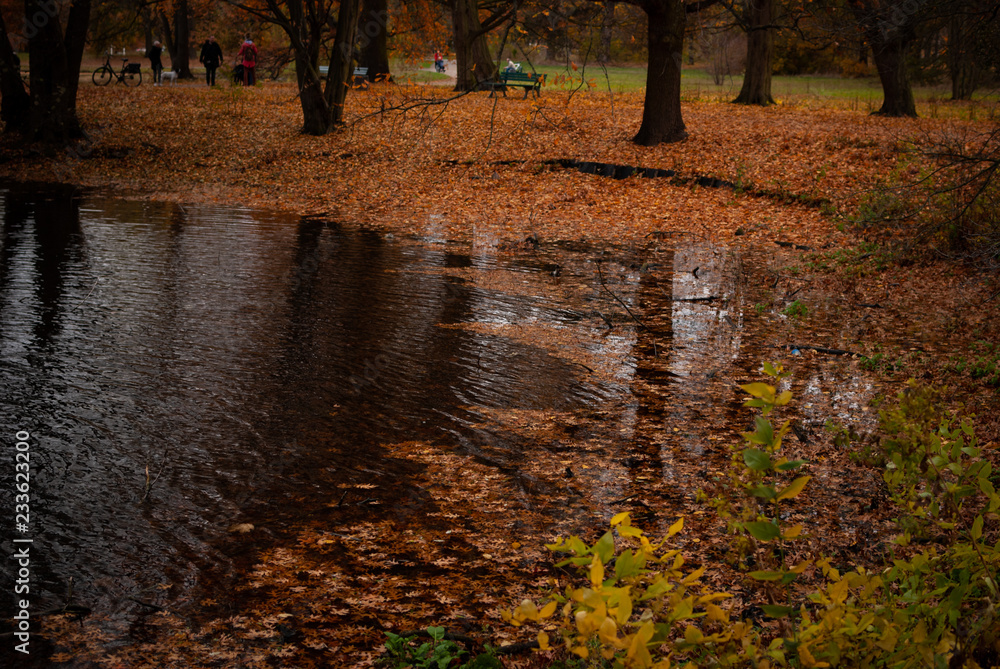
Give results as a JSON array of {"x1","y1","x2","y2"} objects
[{"x1": 92, "y1": 53, "x2": 142, "y2": 87}]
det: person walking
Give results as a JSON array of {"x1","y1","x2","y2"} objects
[
  {"x1": 237, "y1": 36, "x2": 258, "y2": 86},
  {"x1": 148, "y1": 40, "x2": 163, "y2": 85},
  {"x1": 199, "y1": 35, "x2": 223, "y2": 86}
]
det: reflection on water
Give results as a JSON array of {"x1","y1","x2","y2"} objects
[
  {"x1": 0, "y1": 183, "x2": 628, "y2": 627},
  {"x1": 0, "y1": 182, "x2": 886, "y2": 657}
]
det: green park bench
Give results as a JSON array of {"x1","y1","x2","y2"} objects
[
  {"x1": 479, "y1": 71, "x2": 545, "y2": 99},
  {"x1": 317, "y1": 65, "x2": 369, "y2": 88}
]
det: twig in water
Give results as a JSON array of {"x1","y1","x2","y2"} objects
[
  {"x1": 140, "y1": 451, "x2": 167, "y2": 504},
  {"x1": 595, "y1": 261, "x2": 658, "y2": 357}
]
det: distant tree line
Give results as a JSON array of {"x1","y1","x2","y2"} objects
[{"x1": 0, "y1": 0, "x2": 997, "y2": 145}]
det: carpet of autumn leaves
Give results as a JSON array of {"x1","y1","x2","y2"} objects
[{"x1": 3, "y1": 80, "x2": 1000, "y2": 668}]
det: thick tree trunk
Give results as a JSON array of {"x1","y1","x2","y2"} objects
[
  {"x1": 947, "y1": 14, "x2": 978, "y2": 101},
  {"x1": 733, "y1": 0, "x2": 775, "y2": 106},
  {"x1": 295, "y1": 35, "x2": 329, "y2": 135},
  {"x1": 300, "y1": 75, "x2": 331, "y2": 134},
  {"x1": 26, "y1": 0, "x2": 92, "y2": 142},
  {"x1": 172, "y1": 0, "x2": 193, "y2": 78},
  {"x1": 0, "y1": 9, "x2": 29, "y2": 133},
  {"x1": 325, "y1": 0, "x2": 361, "y2": 126},
  {"x1": 851, "y1": 1, "x2": 917, "y2": 117},
  {"x1": 159, "y1": 0, "x2": 193, "y2": 79},
  {"x1": 633, "y1": 0, "x2": 687, "y2": 146},
  {"x1": 452, "y1": 0, "x2": 496, "y2": 92},
  {"x1": 358, "y1": 0, "x2": 390, "y2": 81},
  {"x1": 870, "y1": 34, "x2": 916, "y2": 116}
]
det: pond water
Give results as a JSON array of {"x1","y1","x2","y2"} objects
[
  {"x1": 0, "y1": 183, "x2": 639, "y2": 625},
  {"x1": 0, "y1": 182, "x2": 879, "y2": 654}
]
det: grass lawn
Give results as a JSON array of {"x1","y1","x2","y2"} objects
[
  {"x1": 52, "y1": 49, "x2": 1000, "y2": 121},
  {"x1": 520, "y1": 62, "x2": 997, "y2": 118}
]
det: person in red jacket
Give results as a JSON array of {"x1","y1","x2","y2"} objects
[{"x1": 237, "y1": 35, "x2": 258, "y2": 86}]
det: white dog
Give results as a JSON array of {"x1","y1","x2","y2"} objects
[{"x1": 160, "y1": 70, "x2": 178, "y2": 85}]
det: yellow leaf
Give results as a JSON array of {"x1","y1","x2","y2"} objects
[
  {"x1": 539, "y1": 600, "x2": 557, "y2": 619},
  {"x1": 740, "y1": 382, "x2": 775, "y2": 401},
  {"x1": 613, "y1": 593, "x2": 633, "y2": 624},
  {"x1": 799, "y1": 643, "x2": 829, "y2": 668},
  {"x1": 790, "y1": 559, "x2": 811, "y2": 573},
  {"x1": 515, "y1": 599, "x2": 539, "y2": 621},
  {"x1": 590, "y1": 558, "x2": 605, "y2": 587},
  {"x1": 611, "y1": 511, "x2": 630, "y2": 526},
  {"x1": 681, "y1": 565, "x2": 706, "y2": 585},
  {"x1": 706, "y1": 603, "x2": 729, "y2": 623},
  {"x1": 536, "y1": 631, "x2": 550, "y2": 650},
  {"x1": 829, "y1": 577, "x2": 849, "y2": 604},
  {"x1": 577, "y1": 609, "x2": 604, "y2": 636},
  {"x1": 626, "y1": 621, "x2": 655, "y2": 667},
  {"x1": 667, "y1": 517, "x2": 683, "y2": 537},
  {"x1": 598, "y1": 615, "x2": 619, "y2": 645},
  {"x1": 777, "y1": 476, "x2": 811, "y2": 501},
  {"x1": 783, "y1": 524, "x2": 804, "y2": 539},
  {"x1": 582, "y1": 589, "x2": 605, "y2": 611}
]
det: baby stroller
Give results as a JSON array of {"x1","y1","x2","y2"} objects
[{"x1": 434, "y1": 59, "x2": 446, "y2": 73}]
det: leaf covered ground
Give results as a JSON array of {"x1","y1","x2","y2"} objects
[{"x1": 2, "y1": 80, "x2": 999, "y2": 667}]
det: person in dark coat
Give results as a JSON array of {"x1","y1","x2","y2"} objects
[
  {"x1": 199, "y1": 35, "x2": 223, "y2": 86},
  {"x1": 148, "y1": 40, "x2": 163, "y2": 85}
]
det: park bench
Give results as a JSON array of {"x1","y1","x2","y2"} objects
[
  {"x1": 317, "y1": 65, "x2": 369, "y2": 88},
  {"x1": 479, "y1": 70, "x2": 545, "y2": 99}
]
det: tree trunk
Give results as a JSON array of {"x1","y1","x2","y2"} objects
[
  {"x1": 294, "y1": 25, "x2": 328, "y2": 135},
  {"x1": 300, "y1": 73, "x2": 331, "y2": 134},
  {"x1": 172, "y1": 0, "x2": 193, "y2": 78},
  {"x1": 598, "y1": 1, "x2": 615, "y2": 64},
  {"x1": 633, "y1": 0, "x2": 687, "y2": 146},
  {"x1": 26, "y1": 0, "x2": 92, "y2": 143},
  {"x1": 733, "y1": 0, "x2": 775, "y2": 106},
  {"x1": 0, "y1": 8, "x2": 29, "y2": 133},
  {"x1": 947, "y1": 13, "x2": 978, "y2": 101},
  {"x1": 452, "y1": 0, "x2": 496, "y2": 92},
  {"x1": 325, "y1": 0, "x2": 361, "y2": 126},
  {"x1": 159, "y1": 0, "x2": 193, "y2": 79},
  {"x1": 870, "y1": 33, "x2": 916, "y2": 116},
  {"x1": 358, "y1": 0, "x2": 390, "y2": 81},
  {"x1": 851, "y1": 1, "x2": 917, "y2": 117}
]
